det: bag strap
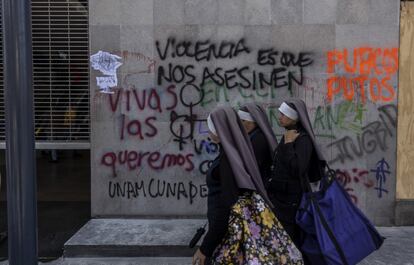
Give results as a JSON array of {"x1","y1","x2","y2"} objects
[
  {"x1": 303, "y1": 171, "x2": 349, "y2": 265},
  {"x1": 291, "y1": 134, "x2": 349, "y2": 265},
  {"x1": 310, "y1": 193, "x2": 349, "y2": 264},
  {"x1": 188, "y1": 222, "x2": 207, "y2": 248}
]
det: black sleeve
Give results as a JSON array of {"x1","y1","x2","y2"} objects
[
  {"x1": 251, "y1": 131, "x2": 272, "y2": 173},
  {"x1": 200, "y1": 154, "x2": 239, "y2": 257},
  {"x1": 278, "y1": 135, "x2": 313, "y2": 183},
  {"x1": 292, "y1": 135, "x2": 313, "y2": 183}
]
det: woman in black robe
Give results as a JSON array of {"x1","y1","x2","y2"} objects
[
  {"x1": 238, "y1": 103, "x2": 278, "y2": 184},
  {"x1": 193, "y1": 106, "x2": 273, "y2": 265},
  {"x1": 267, "y1": 99, "x2": 326, "y2": 248},
  {"x1": 192, "y1": 106, "x2": 303, "y2": 265}
]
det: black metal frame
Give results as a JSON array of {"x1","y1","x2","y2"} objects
[{"x1": 3, "y1": 0, "x2": 38, "y2": 263}]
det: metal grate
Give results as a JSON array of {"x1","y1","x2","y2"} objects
[
  {"x1": 0, "y1": 4, "x2": 4, "y2": 143},
  {"x1": 0, "y1": 0, "x2": 90, "y2": 148}
]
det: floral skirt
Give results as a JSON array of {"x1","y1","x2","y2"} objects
[{"x1": 211, "y1": 192, "x2": 304, "y2": 265}]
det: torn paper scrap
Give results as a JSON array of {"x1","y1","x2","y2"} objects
[
  {"x1": 96, "y1": 75, "x2": 118, "y2": 94},
  {"x1": 90, "y1": 51, "x2": 122, "y2": 76}
]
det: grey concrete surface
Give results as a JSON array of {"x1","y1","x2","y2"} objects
[
  {"x1": 1, "y1": 226, "x2": 414, "y2": 264},
  {"x1": 64, "y1": 219, "x2": 205, "y2": 257},
  {"x1": 358, "y1": 226, "x2": 414, "y2": 265},
  {"x1": 61, "y1": 218, "x2": 414, "y2": 264},
  {"x1": 0, "y1": 257, "x2": 192, "y2": 265}
]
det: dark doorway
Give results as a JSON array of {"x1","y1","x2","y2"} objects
[{"x1": 0, "y1": 150, "x2": 91, "y2": 261}]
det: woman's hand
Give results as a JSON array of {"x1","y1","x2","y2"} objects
[
  {"x1": 284, "y1": 130, "x2": 300, "y2": 143},
  {"x1": 192, "y1": 248, "x2": 206, "y2": 265}
]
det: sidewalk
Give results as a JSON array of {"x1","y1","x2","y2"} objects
[{"x1": 0, "y1": 227, "x2": 413, "y2": 265}]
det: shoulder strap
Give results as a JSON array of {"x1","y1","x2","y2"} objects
[
  {"x1": 302, "y1": 172, "x2": 349, "y2": 265},
  {"x1": 293, "y1": 136, "x2": 349, "y2": 265},
  {"x1": 312, "y1": 192, "x2": 349, "y2": 264}
]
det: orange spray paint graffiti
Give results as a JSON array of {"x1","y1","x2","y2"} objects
[{"x1": 326, "y1": 47, "x2": 398, "y2": 103}]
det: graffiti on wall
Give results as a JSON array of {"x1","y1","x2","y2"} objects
[
  {"x1": 94, "y1": 36, "x2": 319, "y2": 204},
  {"x1": 327, "y1": 104, "x2": 396, "y2": 165},
  {"x1": 371, "y1": 158, "x2": 391, "y2": 198},
  {"x1": 335, "y1": 157, "x2": 392, "y2": 205},
  {"x1": 329, "y1": 103, "x2": 396, "y2": 205},
  {"x1": 156, "y1": 38, "x2": 313, "y2": 92},
  {"x1": 326, "y1": 47, "x2": 398, "y2": 104},
  {"x1": 108, "y1": 179, "x2": 208, "y2": 204},
  {"x1": 313, "y1": 101, "x2": 367, "y2": 134},
  {"x1": 335, "y1": 168, "x2": 373, "y2": 204},
  {"x1": 93, "y1": 37, "x2": 398, "y2": 209}
]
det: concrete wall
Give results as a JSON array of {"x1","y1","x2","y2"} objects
[{"x1": 90, "y1": 0, "x2": 400, "y2": 225}]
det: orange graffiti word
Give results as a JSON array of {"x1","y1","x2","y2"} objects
[
  {"x1": 327, "y1": 75, "x2": 395, "y2": 104},
  {"x1": 326, "y1": 47, "x2": 398, "y2": 103},
  {"x1": 327, "y1": 47, "x2": 398, "y2": 75}
]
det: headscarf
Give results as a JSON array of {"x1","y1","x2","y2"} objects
[
  {"x1": 278, "y1": 102, "x2": 299, "y2": 121},
  {"x1": 239, "y1": 102, "x2": 278, "y2": 153},
  {"x1": 282, "y1": 98, "x2": 325, "y2": 162},
  {"x1": 208, "y1": 106, "x2": 273, "y2": 208},
  {"x1": 207, "y1": 114, "x2": 216, "y2": 136}
]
